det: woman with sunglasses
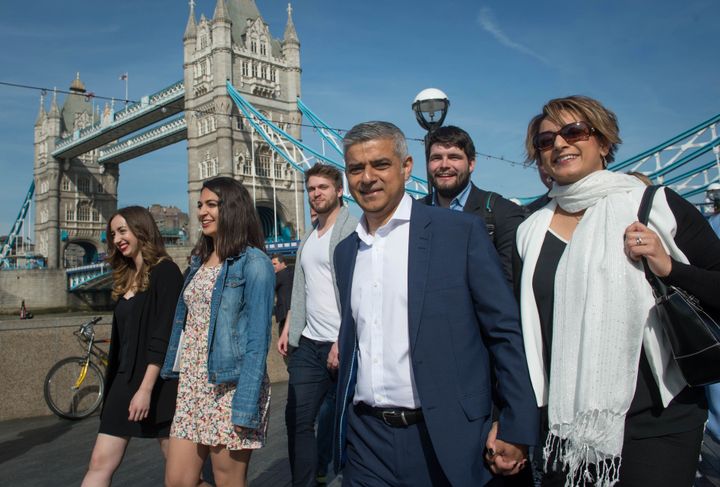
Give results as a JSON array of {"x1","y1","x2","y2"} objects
[
  {"x1": 82, "y1": 206, "x2": 183, "y2": 486},
  {"x1": 161, "y1": 177, "x2": 274, "y2": 487},
  {"x1": 513, "y1": 95, "x2": 720, "y2": 486}
]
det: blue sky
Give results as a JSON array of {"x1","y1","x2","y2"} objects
[{"x1": 1, "y1": 0, "x2": 719, "y2": 234}]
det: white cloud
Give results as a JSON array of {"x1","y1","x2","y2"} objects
[{"x1": 477, "y1": 7, "x2": 549, "y2": 65}]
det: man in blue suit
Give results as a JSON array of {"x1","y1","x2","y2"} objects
[{"x1": 333, "y1": 121, "x2": 538, "y2": 486}]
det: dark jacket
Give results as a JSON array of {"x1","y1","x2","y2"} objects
[
  {"x1": 274, "y1": 265, "x2": 294, "y2": 325},
  {"x1": 423, "y1": 183, "x2": 525, "y2": 282},
  {"x1": 103, "y1": 259, "x2": 183, "y2": 423},
  {"x1": 523, "y1": 192, "x2": 551, "y2": 214}
]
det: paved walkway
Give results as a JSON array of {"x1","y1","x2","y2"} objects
[{"x1": 0, "y1": 381, "x2": 329, "y2": 486}]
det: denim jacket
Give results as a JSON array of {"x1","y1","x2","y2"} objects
[{"x1": 161, "y1": 247, "x2": 275, "y2": 429}]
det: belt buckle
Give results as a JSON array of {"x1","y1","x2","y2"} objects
[{"x1": 381, "y1": 410, "x2": 408, "y2": 427}]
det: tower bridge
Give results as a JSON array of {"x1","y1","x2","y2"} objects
[
  {"x1": 29, "y1": 0, "x2": 305, "y2": 281},
  {"x1": 2, "y1": 0, "x2": 719, "y2": 303}
]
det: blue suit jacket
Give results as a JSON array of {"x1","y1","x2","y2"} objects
[{"x1": 333, "y1": 200, "x2": 538, "y2": 486}]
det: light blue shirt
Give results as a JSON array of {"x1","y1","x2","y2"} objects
[{"x1": 432, "y1": 182, "x2": 472, "y2": 212}]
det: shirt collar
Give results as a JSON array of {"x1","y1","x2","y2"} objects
[
  {"x1": 356, "y1": 193, "x2": 413, "y2": 244},
  {"x1": 432, "y1": 181, "x2": 472, "y2": 211}
]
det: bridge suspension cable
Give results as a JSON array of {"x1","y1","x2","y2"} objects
[
  {"x1": 227, "y1": 81, "x2": 429, "y2": 201},
  {"x1": 1, "y1": 181, "x2": 35, "y2": 268},
  {"x1": 295, "y1": 98, "x2": 429, "y2": 197}
]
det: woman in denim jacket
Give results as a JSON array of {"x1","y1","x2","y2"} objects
[{"x1": 162, "y1": 177, "x2": 275, "y2": 487}]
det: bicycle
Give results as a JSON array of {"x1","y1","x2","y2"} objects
[{"x1": 43, "y1": 316, "x2": 110, "y2": 420}]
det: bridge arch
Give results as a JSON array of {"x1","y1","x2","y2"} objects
[
  {"x1": 63, "y1": 239, "x2": 101, "y2": 268},
  {"x1": 256, "y1": 203, "x2": 293, "y2": 242}
]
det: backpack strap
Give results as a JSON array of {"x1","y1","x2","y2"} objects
[{"x1": 481, "y1": 191, "x2": 498, "y2": 243}]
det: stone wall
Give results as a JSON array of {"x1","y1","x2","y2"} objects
[
  {"x1": 0, "y1": 246, "x2": 195, "y2": 316},
  {"x1": 0, "y1": 269, "x2": 112, "y2": 315},
  {"x1": 0, "y1": 313, "x2": 288, "y2": 421},
  {"x1": 165, "y1": 244, "x2": 194, "y2": 274}
]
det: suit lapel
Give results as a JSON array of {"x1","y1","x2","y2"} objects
[
  {"x1": 337, "y1": 233, "x2": 360, "y2": 344},
  {"x1": 463, "y1": 183, "x2": 483, "y2": 214},
  {"x1": 408, "y1": 201, "x2": 432, "y2": 351}
]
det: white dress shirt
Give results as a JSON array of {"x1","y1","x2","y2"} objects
[{"x1": 351, "y1": 194, "x2": 420, "y2": 408}]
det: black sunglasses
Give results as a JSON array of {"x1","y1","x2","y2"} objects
[{"x1": 533, "y1": 121, "x2": 596, "y2": 152}]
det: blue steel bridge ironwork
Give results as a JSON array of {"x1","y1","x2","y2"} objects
[
  {"x1": 609, "y1": 113, "x2": 720, "y2": 200},
  {"x1": 1, "y1": 181, "x2": 35, "y2": 269},
  {"x1": 52, "y1": 81, "x2": 184, "y2": 160}
]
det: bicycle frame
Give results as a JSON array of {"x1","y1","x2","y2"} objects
[
  {"x1": 73, "y1": 358, "x2": 91, "y2": 390},
  {"x1": 73, "y1": 319, "x2": 110, "y2": 388}
]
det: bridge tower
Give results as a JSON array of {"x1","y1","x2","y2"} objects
[
  {"x1": 184, "y1": 0, "x2": 305, "y2": 242},
  {"x1": 33, "y1": 75, "x2": 119, "y2": 268}
]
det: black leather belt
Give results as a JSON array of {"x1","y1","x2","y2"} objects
[{"x1": 354, "y1": 402, "x2": 424, "y2": 427}]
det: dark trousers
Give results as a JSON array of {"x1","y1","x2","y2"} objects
[
  {"x1": 316, "y1": 388, "x2": 336, "y2": 477},
  {"x1": 696, "y1": 430, "x2": 720, "y2": 487},
  {"x1": 286, "y1": 336, "x2": 337, "y2": 487},
  {"x1": 342, "y1": 404, "x2": 451, "y2": 487},
  {"x1": 541, "y1": 425, "x2": 704, "y2": 487}
]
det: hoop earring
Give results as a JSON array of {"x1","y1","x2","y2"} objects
[{"x1": 602, "y1": 155, "x2": 608, "y2": 168}]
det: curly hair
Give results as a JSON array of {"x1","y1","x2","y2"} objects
[{"x1": 106, "y1": 206, "x2": 170, "y2": 301}]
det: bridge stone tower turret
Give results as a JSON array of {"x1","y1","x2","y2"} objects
[
  {"x1": 184, "y1": 0, "x2": 305, "y2": 242},
  {"x1": 33, "y1": 74, "x2": 119, "y2": 268}
]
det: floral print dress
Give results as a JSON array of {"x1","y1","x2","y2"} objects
[{"x1": 170, "y1": 264, "x2": 271, "y2": 449}]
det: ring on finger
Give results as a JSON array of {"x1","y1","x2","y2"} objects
[{"x1": 635, "y1": 236, "x2": 643, "y2": 245}]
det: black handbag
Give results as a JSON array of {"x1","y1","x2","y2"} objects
[{"x1": 637, "y1": 185, "x2": 720, "y2": 387}]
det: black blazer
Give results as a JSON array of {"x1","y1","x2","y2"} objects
[
  {"x1": 274, "y1": 265, "x2": 294, "y2": 324},
  {"x1": 423, "y1": 183, "x2": 525, "y2": 282},
  {"x1": 103, "y1": 259, "x2": 184, "y2": 423}
]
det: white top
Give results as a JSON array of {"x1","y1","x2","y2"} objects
[
  {"x1": 301, "y1": 224, "x2": 342, "y2": 342},
  {"x1": 352, "y1": 194, "x2": 420, "y2": 408}
]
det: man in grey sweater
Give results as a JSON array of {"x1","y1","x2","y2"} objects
[{"x1": 278, "y1": 163, "x2": 358, "y2": 487}]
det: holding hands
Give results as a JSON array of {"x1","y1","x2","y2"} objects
[
  {"x1": 485, "y1": 421, "x2": 528, "y2": 476},
  {"x1": 624, "y1": 222, "x2": 672, "y2": 277}
]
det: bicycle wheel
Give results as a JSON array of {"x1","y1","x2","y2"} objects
[{"x1": 44, "y1": 357, "x2": 105, "y2": 420}]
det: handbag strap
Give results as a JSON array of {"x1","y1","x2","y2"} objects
[{"x1": 636, "y1": 185, "x2": 669, "y2": 298}]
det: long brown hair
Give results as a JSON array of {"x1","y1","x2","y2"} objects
[
  {"x1": 193, "y1": 177, "x2": 265, "y2": 263},
  {"x1": 106, "y1": 206, "x2": 170, "y2": 300}
]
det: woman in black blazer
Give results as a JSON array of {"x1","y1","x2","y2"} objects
[{"x1": 82, "y1": 206, "x2": 183, "y2": 487}]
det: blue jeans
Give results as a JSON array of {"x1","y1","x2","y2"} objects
[{"x1": 286, "y1": 336, "x2": 337, "y2": 487}]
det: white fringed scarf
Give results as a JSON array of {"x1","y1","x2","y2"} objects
[{"x1": 516, "y1": 170, "x2": 688, "y2": 487}]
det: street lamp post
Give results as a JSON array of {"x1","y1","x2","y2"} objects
[
  {"x1": 412, "y1": 88, "x2": 450, "y2": 132},
  {"x1": 412, "y1": 88, "x2": 450, "y2": 200}
]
